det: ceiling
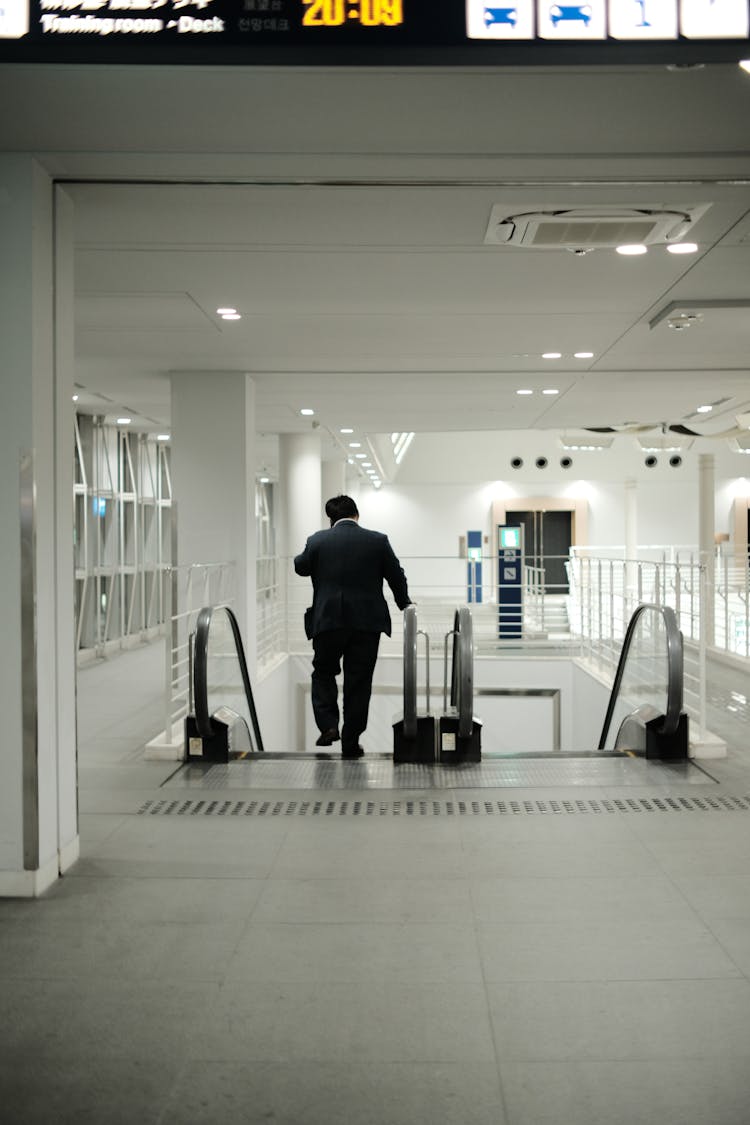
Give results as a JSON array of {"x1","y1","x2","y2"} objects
[{"x1": 2, "y1": 61, "x2": 750, "y2": 476}]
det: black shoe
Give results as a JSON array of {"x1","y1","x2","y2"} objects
[
  {"x1": 315, "y1": 728, "x2": 340, "y2": 747},
  {"x1": 341, "y1": 746, "x2": 365, "y2": 759}
]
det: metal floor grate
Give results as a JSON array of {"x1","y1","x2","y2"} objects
[
  {"x1": 139, "y1": 794, "x2": 750, "y2": 817},
  {"x1": 165, "y1": 756, "x2": 714, "y2": 792}
]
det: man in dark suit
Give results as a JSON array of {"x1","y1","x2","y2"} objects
[{"x1": 294, "y1": 495, "x2": 412, "y2": 758}]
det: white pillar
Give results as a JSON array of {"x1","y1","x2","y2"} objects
[
  {"x1": 170, "y1": 372, "x2": 257, "y2": 671},
  {"x1": 279, "y1": 432, "x2": 322, "y2": 559},
  {"x1": 321, "y1": 458, "x2": 347, "y2": 505},
  {"x1": 698, "y1": 452, "x2": 715, "y2": 644},
  {"x1": 0, "y1": 158, "x2": 78, "y2": 897}
]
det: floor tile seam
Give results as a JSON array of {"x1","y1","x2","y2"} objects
[
  {"x1": 171, "y1": 1055, "x2": 502, "y2": 1068},
  {"x1": 153, "y1": 1054, "x2": 194, "y2": 1125},
  {"x1": 695, "y1": 918, "x2": 750, "y2": 983},
  {"x1": 0, "y1": 972, "x2": 238, "y2": 985},
  {"x1": 495, "y1": 1049, "x2": 750, "y2": 1066},
  {"x1": 487, "y1": 976, "x2": 750, "y2": 991},
  {"x1": 470, "y1": 872, "x2": 514, "y2": 1125},
  {"x1": 635, "y1": 830, "x2": 740, "y2": 943},
  {"x1": 479, "y1": 971, "x2": 746, "y2": 984},
  {"x1": 239, "y1": 919, "x2": 481, "y2": 929}
]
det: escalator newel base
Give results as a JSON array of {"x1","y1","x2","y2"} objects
[
  {"x1": 646, "y1": 711, "x2": 689, "y2": 761},
  {"x1": 184, "y1": 714, "x2": 230, "y2": 763},
  {"x1": 393, "y1": 715, "x2": 436, "y2": 764},
  {"x1": 438, "y1": 714, "x2": 482, "y2": 764}
]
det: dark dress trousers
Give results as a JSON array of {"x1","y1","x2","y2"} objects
[{"x1": 294, "y1": 520, "x2": 411, "y2": 752}]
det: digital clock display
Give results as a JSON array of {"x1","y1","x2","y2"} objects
[
  {"x1": 1, "y1": 0, "x2": 749, "y2": 64},
  {"x1": 302, "y1": 0, "x2": 404, "y2": 27}
]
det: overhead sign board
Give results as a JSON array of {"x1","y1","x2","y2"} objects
[{"x1": 0, "y1": 0, "x2": 748, "y2": 62}]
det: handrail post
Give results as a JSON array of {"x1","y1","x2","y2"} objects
[
  {"x1": 580, "y1": 557, "x2": 586, "y2": 654},
  {"x1": 418, "y1": 630, "x2": 431, "y2": 715},
  {"x1": 699, "y1": 563, "x2": 708, "y2": 738},
  {"x1": 724, "y1": 553, "x2": 729, "y2": 651},
  {"x1": 164, "y1": 565, "x2": 173, "y2": 744},
  {"x1": 443, "y1": 629, "x2": 454, "y2": 715}
]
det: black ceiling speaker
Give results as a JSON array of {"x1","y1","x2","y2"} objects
[
  {"x1": 510, "y1": 457, "x2": 523, "y2": 469},
  {"x1": 645, "y1": 455, "x2": 658, "y2": 468},
  {"x1": 536, "y1": 457, "x2": 548, "y2": 469}
]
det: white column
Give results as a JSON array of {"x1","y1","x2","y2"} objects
[
  {"x1": 698, "y1": 452, "x2": 715, "y2": 645},
  {"x1": 321, "y1": 458, "x2": 347, "y2": 504},
  {"x1": 170, "y1": 372, "x2": 257, "y2": 671},
  {"x1": 0, "y1": 158, "x2": 78, "y2": 897},
  {"x1": 279, "y1": 432, "x2": 322, "y2": 559},
  {"x1": 624, "y1": 478, "x2": 637, "y2": 612}
]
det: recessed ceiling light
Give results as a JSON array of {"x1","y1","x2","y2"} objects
[
  {"x1": 542, "y1": 352, "x2": 562, "y2": 359},
  {"x1": 355, "y1": 453, "x2": 367, "y2": 459},
  {"x1": 116, "y1": 417, "x2": 132, "y2": 425},
  {"x1": 157, "y1": 433, "x2": 171, "y2": 441},
  {"x1": 362, "y1": 462, "x2": 372, "y2": 467},
  {"x1": 542, "y1": 389, "x2": 559, "y2": 396},
  {"x1": 696, "y1": 404, "x2": 713, "y2": 413},
  {"x1": 616, "y1": 244, "x2": 648, "y2": 256},
  {"x1": 666, "y1": 242, "x2": 698, "y2": 255},
  {"x1": 574, "y1": 351, "x2": 594, "y2": 359},
  {"x1": 300, "y1": 408, "x2": 315, "y2": 416},
  {"x1": 221, "y1": 313, "x2": 242, "y2": 321},
  {"x1": 340, "y1": 428, "x2": 354, "y2": 434},
  {"x1": 517, "y1": 389, "x2": 534, "y2": 396},
  {"x1": 72, "y1": 394, "x2": 79, "y2": 402},
  {"x1": 259, "y1": 476, "x2": 270, "y2": 483},
  {"x1": 216, "y1": 307, "x2": 237, "y2": 315},
  {"x1": 349, "y1": 442, "x2": 361, "y2": 448}
]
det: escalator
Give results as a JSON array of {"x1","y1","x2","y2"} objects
[
  {"x1": 184, "y1": 604, "x2": 264, "y2": 762},
  {"x1": 395, "y1": 601, "x2": 688, "y2": 763},
  {"x1": 185, "y1": 600, "x2": 687, "y2": 765},
  {"x1": 598, "y1": 603, "x2": 688, "y2": 760}
]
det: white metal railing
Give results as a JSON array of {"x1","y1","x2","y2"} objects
[
  {"x1": 254, "y1": 551, "x2": 750, "y2": 742},
  {"x1": 256, "y1": 554, "x2": 286, "y2": 672}
]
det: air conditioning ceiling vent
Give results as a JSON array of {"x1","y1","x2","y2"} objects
[{"x1": 484, "y1": 204, "x2": 710, "y2": 249}]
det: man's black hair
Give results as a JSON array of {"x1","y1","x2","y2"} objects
[{"x1": 325, "y1": 495, "x2": 359, "y2": 525}]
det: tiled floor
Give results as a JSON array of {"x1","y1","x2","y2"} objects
[{"x1": 2, "y1": 641, "x2": 750, "y2": 1123}]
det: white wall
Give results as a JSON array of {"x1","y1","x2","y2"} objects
[
  {"x1": 255, "y1": 657, "x2": 294, "y2": 753},
  {"x1": 352, "y1": 430, "x2": 750, "y2": 560}
]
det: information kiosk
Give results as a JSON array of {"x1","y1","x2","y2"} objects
[{"x1": 498, "y1": 524, "x2": 523, "y2": 639}]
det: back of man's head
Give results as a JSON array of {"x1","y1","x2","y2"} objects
[{"x1": 325, "y1": 495, "x2": 359, "y2": 525}]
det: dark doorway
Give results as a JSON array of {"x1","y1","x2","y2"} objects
[{"x1": 506, "y1": 510, "x2": 572, "y2": 593}]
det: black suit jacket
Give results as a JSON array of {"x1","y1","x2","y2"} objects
[{"x1": 294, "y1": 520, "x2": 411, "y2": 638}]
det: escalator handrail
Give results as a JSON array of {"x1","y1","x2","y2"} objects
[
  {"x1": 403, "y1": 604, "x2": 418, "y2": 740},
  {"x1": 597, "y1": 602, "x2": 683, "y2": 751},
  {"x1": 450, "y1": 606, "x2": 474, "y2": 740},
  {"x1": 193, "y1": 604, "x2": 265, "y2": 753}
]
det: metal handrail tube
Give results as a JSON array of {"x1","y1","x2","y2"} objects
[
  {"x1": 403, "y1": 605, "x2": 418, "y2": 740},
  {"x1": 446, "y1": 606, "x2": 474, "y2": 740},
  {"x1": 193, "y1": 604, "x2": 264, "y2": 753}
]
